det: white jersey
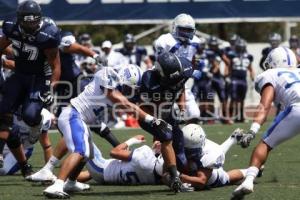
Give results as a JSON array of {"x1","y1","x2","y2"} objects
[
  {"x1": 3, "y1": 108, "x2": 52, "y2": 154},
  {"x1": 155, "y1": 33, "x2": 201, "y2": 62},
  {"x1": 200, "y1": 139, "x2": 225, "y2": 169},
  {"x1": 105, "y1": 51, "x2": 127, "y2": 68},
  {"x1": 104, "y1": 145, "x2": 159, "y2": 185},
  {"x1": 70, "y1": 67, "x2": 120, "y2": 124},
  {"x1": 255, "y1": 68, "x2": 300, "y2": 109}
]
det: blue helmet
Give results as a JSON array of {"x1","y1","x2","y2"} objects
[
  {"x1": 17, "y1": 0, "x2": 42, "y2": 35},
  {"x1": 155, "y1": 52, "x2": 193, "y2": 90}
]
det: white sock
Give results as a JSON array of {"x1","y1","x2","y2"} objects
[
  {"x1": 43, "y1": 156, "x2": 59, "y2": 171},
  {"x1": 244, "y1": 166, "x2": 259, "y2": 183},
  {"x1": 54, "y1": 179, "x2": 65, "y2": 188},
  {"x1": 220, "y1": 136, "x2": 236, "y2": 154},
  {"x1": 239, "y1": 169, "x2": 247, "y2": 178}
]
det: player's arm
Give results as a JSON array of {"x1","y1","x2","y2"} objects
[
  {"x1": 0, "y1": 36, "x2": 12, "y2": 53},
  {"x1": 2, "y1": 57, "x2": 15, "y2": 70},
  {"x1": 180, "y1": 168, "x2": 212, "y2": 189},
  {"x1": 38, "y1": 132, "x2": 53, "y2": 163},
  {"x1": 240, "y1": 84, "x2": 275, "y2": 148},
  {"x1": 177, "y1": 88, "x2": 186, "y2": 111},
  {"x1": 110, "y1": 135, "x2": 145, "y2": 161},
  {"x1": 106, "y1": 88, "x2": 153, "y2": 122},
  {"x1": 248, "y1": 63, "x2": 255, "y2": 81},
  {"x1": 62, "y1": 42, "x2": 97, "y2": 58},
  {"x1": 44, "y1": 47, "x2": 61, "y2": 87},
  {"x1": 77, "y1": 170, "x2": 92, "y2": 182}
]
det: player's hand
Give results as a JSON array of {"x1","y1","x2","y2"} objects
[
  {"x1": 125, "y1": 135, "x2": 145, "y2": 147},
  {"x1": 38, "y1": 91, "x2": 53, "y2": 106},
  {"x1": 240, "y1": 130, "x2": 255, "y2": 148}
]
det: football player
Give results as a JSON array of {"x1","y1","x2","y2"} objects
[
  {"x1": 116, "y1": 33, "x2": 152, "y2": 68},
  {"x1": 138, "y1": 52, "x2": 193, "y2": 192},
  {"x1": 0, "y1": 109, "x2": 52, "y2": 176},
  {"x1": 289, "y1": 35, "x2": 300, "y2": 64},
  {"x1": 179, "y1": 124, "x2": 261, "y2": 190},
  {"x1": 227, "y1": 38, "x2": 255, "y2": 122},
  {"x1": 155, "y1": 13, "x2": 201, "y2": 122},
  {"x1": 232, "y1": 47, "x2": 300, "y2": 199},
  {"x1": 0, "y1": 1, "x2": 61, "y2": 166},
  {"x1": 259, "y1": 32, "x2": 282, "y2": 70},
  {"x1": 43, "y1": 63, "x2": 172, "y2": 198}
]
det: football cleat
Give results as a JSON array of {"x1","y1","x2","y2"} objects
[
  {"x1": 63, "y1": 180, "x2": 90, "y2": 193},
  {"x1": 170, "y1": 176, "x2": 182, "y2": 193},
  {"x1": 43, "y1": 184, "x2": 70, "y2": 199},
  {"x1": 179, "y1": 183, "x2": 194, "y2": 192},
  {"x1": 26, "y1": 168, "x2": 57, "y2": 182},
  {"x1": 21, "y1": 163, "x2": 34, "y2": 177},
  {"x1": 231, "y1": 180, "x2": 254, "y2": 200}
]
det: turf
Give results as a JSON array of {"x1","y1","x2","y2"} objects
[{"x1": 1, "y1": 122, "x2": 300, "y2": 200}]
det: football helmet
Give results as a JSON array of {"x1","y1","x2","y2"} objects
[
  {"x1": 182, "y1": 124, "x2": 206, "y2": 159},
  {"x1": 118, "y1": 64, "x2": 143, "y2": 97},
  {"x1": 172, "y1": 13, "x2": 195, "y2": 41},
  {"x1": 235, "y1": 38, "x2": 247, "y2": 54},
  {"x1": 17, "y1": 0, "x2": 42, "y2": 35},
  {"x1": 124, "y1": 33, "x2": 136, "y2": 51},
  {"x1": 155, "y1": 52, "x2": 193, "y2": 90},
  {"x1": 208, "y1": 36, "x2": 219, "y2": 50},
  {"x1": 263, "y1": 47, "x2": 297, "y2": 70},
  {"x1": 229, "y1": 34, "x2": 240, "y2": 46},
  {"x1": 268, "y1": 32, "x2": 282, "y2": 49},
  {"x1": 289, "y1": 35, "x2": 299, "y2": 49}
]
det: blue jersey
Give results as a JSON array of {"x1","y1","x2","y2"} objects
[
  {"x1": 59, "y1": 31, "x2": 81, "y2": 81},
  {"x1": 2, "y1": 17, "x2": 61, "y2": 76},
  {"x1": 139, "y1": 70, "x2": 187, "y2": 105},
  {"x1": 228, "y1": 51, "x2": 253, "y2": 79}
]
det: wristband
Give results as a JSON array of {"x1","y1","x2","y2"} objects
[
  {"x1": 124, "y1": 138, "x2": 140, "y2": 147},
  {"x1": 250, "y1": 122, "x2": 261, "y2": 134},
  {"x1": 144, "y1": 114, "x2": 154, "y2": 124}
]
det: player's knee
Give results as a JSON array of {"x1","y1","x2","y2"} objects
[
  {"x1": 22, "y1": 108, "x2": 42, "y2": 127},
  {"x1": 0, "y1": 114, "x2": 13, "y2": 132},
  {"x1": 6, "y1": 129, "x2": 21, "y2": 149}
]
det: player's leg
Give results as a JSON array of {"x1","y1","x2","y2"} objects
[
  {"x1": 233, "y1": 106, "x2": 300, "y2": 198},
  {"x1": 0, "y1": 74, "x2": 25, "y2": 167},
  {"x1": 43, "y1": 107, "x2": 92, "y2": 198}
]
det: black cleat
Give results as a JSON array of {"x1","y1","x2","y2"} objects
[
  {"x1": 257, "y1": 165, "x2": 265, "y2": 178},
  {"x1": 21, "y1": 163, "x2": 34, "y2": 177},
  {"x1": 170, "y1": 177, "x2": 182, "y2": 193}
]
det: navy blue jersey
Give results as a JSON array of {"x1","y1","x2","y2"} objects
[
  {"x1": 259, "y1": 47, "x2": 273, "y2": 69},
  {"x1": 2, "y1": 17, "x2": 61, "y2": 76},
  {"x1": 59, "y1": 31, "x2": 81, "y2": 81},
  {"x1": 139, "y1": 70, "x2": 186, "y2": 105},
  {"x1": 228, "y1": 51, "x2": 253, "y2": 79}
]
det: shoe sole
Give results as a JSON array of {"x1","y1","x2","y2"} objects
[
  {"x1": 43, "y1": 191, "x2": 70, "y2": 199},
  {"x1": 64, "y1": 187, "x2": 91, "y2": 193},
  {"x1": 231, "y1": 188, "x2": 253, "y2": 200}
]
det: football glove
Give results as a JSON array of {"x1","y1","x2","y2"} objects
[
  {"x1": 39, "y1": 80, "x2": 53, "y2": 106},
  {"x1": 240, "y1": 130, "x2": 255, "y2": 148}
]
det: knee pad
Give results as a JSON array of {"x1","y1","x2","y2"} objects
[
  {"x1": 0, "y1": 114, "x2": 13, "y2": 132},
  {"x1": 6, "y1": 129, "x2": 21, "y2": 149}
]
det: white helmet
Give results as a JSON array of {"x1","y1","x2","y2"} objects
[
  {"x1": 118, "y1": 64, "x2": 143, "y2": 89},
  {"x1": 172, "y1": 13, "x2": 195, "y2": 41},
  {"x1": 182, "y1": 124, "x2": 206, "y2": 149},
  {"x1": 263, "y1": 47, "x2": 297, "y2": 70}
]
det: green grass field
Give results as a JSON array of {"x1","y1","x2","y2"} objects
[{"x1": 1, "y1": 122, "x2": 300, "y2": 200}]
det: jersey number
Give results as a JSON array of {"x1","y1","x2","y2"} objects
[
  {"x1": 11, "y1": 40, "x2": 39, "y2": 61},
  {"x1": 120, "y1": 171, "x2": 140, "y2": 184},
  {"x1": 278, "y1": 71, "x2": 300, "y2": 89}
]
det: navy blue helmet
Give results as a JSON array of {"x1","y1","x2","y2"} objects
[
  {"x1": 17, "y1": 0, "x2": 42, "y2": 35},
  {"x1": 155, "y1": 52, "x2": 192, "y2": 90}
]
